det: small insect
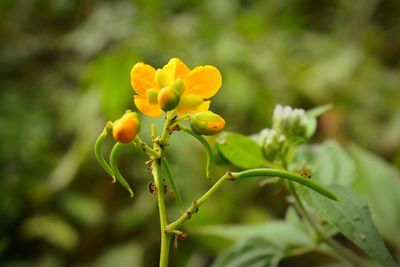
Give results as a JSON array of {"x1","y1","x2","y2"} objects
[
  {"x1": 299, "y1": 170, "x2": 312, "y2": 179},
  {"x1": 148, "y1": 181, "x2": 157, "y2": 194},
  {"x1": 163, "y1": 183, "x2": 168, "y2": 194}
]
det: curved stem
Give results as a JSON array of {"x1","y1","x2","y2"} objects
[
  {"x1": 94, "y1": 126, "x2": 115, "y2": 182},
  {"x1": 232, "y1": 168, "x2": 338, "y2": 201},
  {"x1": 110, "y1": 143, "x2": 134, "y2": 197}
]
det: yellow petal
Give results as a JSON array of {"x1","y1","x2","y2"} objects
[
  {"x1": 162, "y1": 58, "x2": 190, "y2": 81},
  {"x1": 131, "y1": 62, "x2": 158, "y2": 96},
  {"x1": 183, "y1": 65, "x2": 222, "y2": 98},
  {"x1": 177, "y1": 100, "x2": 210, "y2": 115},
  {"x1": 134, "y1": 95, "x2": 163, "y2": 118}
]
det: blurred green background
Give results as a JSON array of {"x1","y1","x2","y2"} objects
[{"x1": 1, "y1": 0, "x2": 400, "y2": 266}]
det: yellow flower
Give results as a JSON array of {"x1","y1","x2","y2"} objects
[{"x1": 131, "y1": 58, "x2": 222, "y2": 118}]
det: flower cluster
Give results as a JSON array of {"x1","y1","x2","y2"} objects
[
  {"x1": 259, "y1": 129, "x2": 287, "y2": 161},
  {"x1": 95, "y1": 58, "x2": 226, "y2": 197},
  {"x1": 259, "y1": 104, "x2": 310, "y2": 163},
  {"x1": 272, "y1": 105, "x2": 308, "y2": 139}
]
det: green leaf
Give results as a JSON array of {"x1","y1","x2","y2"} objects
[
  {"x1": 298, "y1": 185, "x2": 396, "y2": 267},
  {"x1": 295, "y1": 140, "x2": 357, "y2": 187},
  {"x1": 211, "y1": 238, "x2": 281, "y2": 267},
  {"x1": 192, "y1": 221, "x2": 313, "y2": 249},
  {"x1": 350, "y1": 144, "x2": 400, "y2": 246},
  {"x1": 216, "y1": 132, "x2": 268, "y2": 169}
]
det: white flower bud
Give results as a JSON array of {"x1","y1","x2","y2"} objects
[
  {"x1": 260, "y1": 129, "x2": 288, "y2": 162},
  {"x1": 272, "y1": 104, "x2": 308, "y2": 140}
]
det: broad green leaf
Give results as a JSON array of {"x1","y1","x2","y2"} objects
[
  {"x1": 298, "y1": 185, "x2": 396, "y2": 267},
  {"x1": 211, "y1": 238, "x2": 281, "y2": 267},
  {"x1": 216, "y1": 132, "x2": 268, "y2": 169},
  {"x1": 295, "y1": 140, "x2": 357, "y2": 187},
  {"x1": 192, "y1": 221, "x2": 313, "y2": 249},
  {"x1": 350, "y1": 144, "x2": 400, "y2": 246}
]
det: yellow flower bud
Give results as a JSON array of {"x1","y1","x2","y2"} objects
[
  {"x1": 158, "y1": 87, "x2": 181, "y2": 111},
  {"x1": 112, "y1": 111, "x2": 140, "y2": 143},
  {"x1": 190, "y1": 111, "x2": 225, "y2": 136}
]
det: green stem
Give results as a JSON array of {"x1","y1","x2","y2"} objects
[
  {"x1": 133, "y1": 135, "x2": 159, "y2": 157},
  {"x1": 94, "y1": 126, "x2": 115, "y2": 182},
  {"x1": 232, "y1": 168, "x2": 338, "y2": 201},
  {"x1": 160, "y1": 111, "x2": 177, "y2": 146},
  {"x1": 152, "y1": 111, "x2": 178, "y2": 267},
  {"x1": 152, "y1": 160, "x2": 170, "y2": 267},
  {"x1": 109, "y1": 143, "x2": 134, "y2": 197},
  {"x1": 167, "y1": 172, "x2": 230, "y2": 231}
]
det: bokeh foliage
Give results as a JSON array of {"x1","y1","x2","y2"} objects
[{"x1": 1, "y1": 0, "x2": 399, "y2": 266}]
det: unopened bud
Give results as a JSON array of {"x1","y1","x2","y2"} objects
[
  {"x1": 170, "y1": 78, "x2": 185, "y2": 95},
  {"x1": 272, "y1": 105, "x2": 308, "y2": 139},
  {"x1": 112, "y1": 111, "x2": 140, "y2": 143},
  {"x1": 158, "y1": 87, "x2": 181, "y2": 111},
  {"x1": 260, "y1": 129, "x2": 287, "y2": 162},
  {"x1": 189, "y1": 111, "x2": 225, "y2": 136},
  {"x1": 179, "y1": 94, "x2": 204, "y2": 110},
  {"x1": 155, "y1": 69, "x2": 172, "y2": 88},
  {"x1": 146, "y1": 88, "x2": 159, "y2": 105}
]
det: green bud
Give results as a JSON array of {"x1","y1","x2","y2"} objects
[
  {"x1": 155, "y1": 69, "x2": 172, "y2": 88},
  {"x1": 189, "y1": 111, "x2": 225, "y2": 136},
  {"x1": 158, "y1": 87, "x2": 181, "y2": 111},
  {"x1": 170, "y1": 78, "x2": 185, "y2": 95},
  {"x1": 146, "y1": 88, "x2": 159, "y2": 105},
  {"x1": 260, "y1": 129, "x2": 287, "y2": 162},
  {"x1": 179, "y1": 94, "x2": 204, "y2": 110}
]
